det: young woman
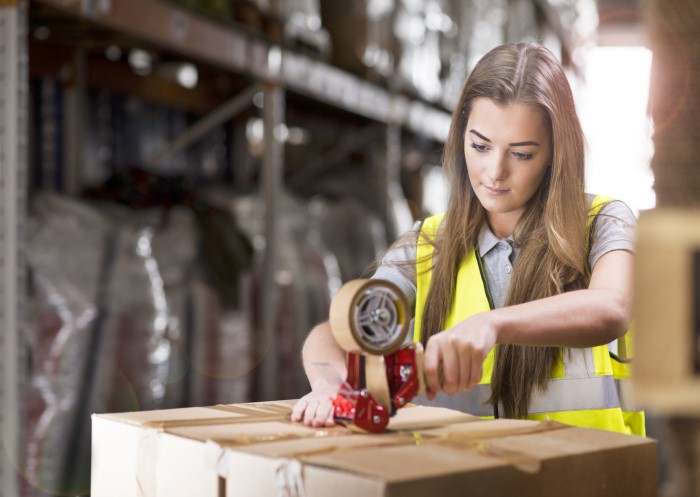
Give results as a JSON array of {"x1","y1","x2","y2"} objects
[{"x1": 292, "y1": 43, "x2": 644, "y2": 436}]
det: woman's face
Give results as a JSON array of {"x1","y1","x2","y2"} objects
[{"x1": 464, "y1": 97, "x2": 551, "y2": 237}]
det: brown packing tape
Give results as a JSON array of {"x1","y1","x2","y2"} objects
[
  {"x1": 428, "y1": 419, "x2": 568, "y2": 443},
  {"x1": 133, "y1": 401, "x2": 566, "y2": 492},
  {"x1": 0, "y1": 0, "x2": 19, "y2": 6},
  {"x1": 208, "y1": 404, "x2": 292, "y2": 417},
  {"x1": 416, "y1": 421, "x2": 569, "y2": 474},
  {"x1": 329, "y1": 278, "x2": 411, "y2": 410},
  {"x1": 213, "y1": 427, "x2": 352, "y2": 448},
  {"x1": 471, "y1": 442, "x2": 541, "y2": 474},
  {"x1": 141, "y1": 405, "x2": 292, "y2": 430},
  {"x1": 329, "y1": 278, "x2": 410, "y2": 355},
  {"x1": 365, "y1": 355, "x2": 392, "y2": 410},
  {"x1": 282, "y1": 420, "x2": 566, "y2": 457},
  {"x1": 283, "y1": 420, "x2": 567, "y2": 474},
  {"x1": 136, "y1": 430, "x2": 160, "y2": 497},
  {"x1": 142, "y1": 415, "x2": 290, "y2": 430},
  {"x1": 252, "y1": 403, "x2": 297, "y2": 415},
  {"x1": 330, "y1": 279, "x2": 371, "y2": 354},
  {"x1": 141, "y1": 401, "x2": 563, "y2": 452}
]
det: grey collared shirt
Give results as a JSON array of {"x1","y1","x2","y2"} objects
[
  {"x1": 477, "y1": 227, "x2": 517, "y2": 308},
  {"x1": 372, "y1": 195, "x2": 636, "y2": 313}
]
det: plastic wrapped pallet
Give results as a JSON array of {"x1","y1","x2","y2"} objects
[
  {"x1": 221, "y1": 192, "x2": 342, "y2": 399},
  {"x1": 25, "y1": 193, "x2": 113, "y2": 496},
  {"x1": 24, "y1": 194, "x2": 198, "y2": 496},
  {"x1": 96, "y1": 204, "x2": 197, "y2": 412}
]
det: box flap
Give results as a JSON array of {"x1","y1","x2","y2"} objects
[
  {"x1": 386, "y1": 404, "x2": 478, "y2": 430},
  {"x1": 93, "y1": 401, "x2": 294, "y2": 427}
]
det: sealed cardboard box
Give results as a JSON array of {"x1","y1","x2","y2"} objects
[
  {"x1": 634, "y1": 208, "x2": 700, "y2": 414},
  {"x1": 92, "y1": 400, "x2": 657, "y2": 497}
]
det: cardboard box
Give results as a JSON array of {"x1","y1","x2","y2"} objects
[
  {"x1": 92, "y1": 400, "x2": 657, "y2": 497},
  {"x1": 634, "y1": 208, "x2": 700, "y2": 414}
]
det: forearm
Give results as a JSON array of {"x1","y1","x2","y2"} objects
[
  {"x1": 302, "y1": 321, "x2": 348, "y2": 387},
  {"x1": 492, "y1": 287, "x2": 631, "y2": 348}
]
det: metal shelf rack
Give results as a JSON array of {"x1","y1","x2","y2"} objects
[
  {"x1": 0, "y1": 2, "x2": 455, "y2": 493},
  {"x1": 1, "y1": 1, "x2": 28, "y2": 496},
  {"x1": 33, "y1": 0, "x2": 452, "y2": 142}
]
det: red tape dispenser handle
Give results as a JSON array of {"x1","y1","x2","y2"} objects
[{"x1": 329, "y1": 279, "x2": 425, "y2": 432}]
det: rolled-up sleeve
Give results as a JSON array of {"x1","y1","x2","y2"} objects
[
  {"x1": 588, "y1": 200, "x2": 637, "y2": 271},
  {"x1": 371, "y1": 223, "x2": 420, "y2": 312}
]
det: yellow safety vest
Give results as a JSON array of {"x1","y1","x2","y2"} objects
[{"x1": 414, "y1": 195, "x2": 645, "y2": 436}]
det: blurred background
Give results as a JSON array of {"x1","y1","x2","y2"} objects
[{"x1": 1, "y1": 0, "x2": 697, "y2": 495}]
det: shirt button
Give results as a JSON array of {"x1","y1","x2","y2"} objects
[{"x1": 505, "y1": 265, "x2": 512, "y2": 273}]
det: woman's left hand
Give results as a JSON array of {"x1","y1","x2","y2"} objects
[{"x1": 423, "y1": 313, "x2": 499, "y2": 400}]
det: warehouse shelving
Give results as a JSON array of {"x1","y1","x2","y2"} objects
[
  {"x1": 1, "y1": 2, "x2": 28, "y2": 496},
  {"x1": 31, "y1": 0, "x2": 452, "y2": 142},
  {"x1": 0, "y1": 3, "x2": 456, "y2": 492},
  {"x1": 24, "y1": 0, "x2": 457, "y2": 404},
  {"x1": 0, "y1": 1, "x2": 583, "y2": 494}
]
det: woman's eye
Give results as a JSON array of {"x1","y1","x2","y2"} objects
[
  {"x1": 513, "y1": 152, "x2": 533, "y2": 161},
  {"x1": 470, "y1": 142, "x2": 487, "y2": 152}
]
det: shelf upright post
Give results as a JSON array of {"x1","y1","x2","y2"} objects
[
  {"x1": 0, "y1": 0, "x2": 28, "y2": 496},
  {"x1": 385, "y1": 121, "x2": 402, "y2": 242},
  {"x1": 63, "y1": 48, "x2": 86, "y2": 195},
  {"x1": 256, "y1": 47, "x2": 285, "y2": 401}
]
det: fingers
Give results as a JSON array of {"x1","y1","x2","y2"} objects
[
  {"x1": 291, "y1": 398, "x2": 307, "y2": 422},
  {"x1": 426, "y1": 328, "x2": 492, "y2": 397},
  {"x1": 313, "y1": 397, "x2": 336, "y2": 427},
  {"x1": 292, "y1": 393, "x2": 336, "y2": 427},
  {"x1": 423, "y1": 337, "x2": 443, "y2": 395},
  {"x1": 469, "y1": 354, "x2": 483, "y2": 390},
  {"x1": 440, "y1": 336, "x2": 461, "y2": 395},
  {"x1": 425, "y1": 333, "x2": 467, "y2": 396},
  {"x1": 455, "y1": 336, "x2": 472, "y2": 392},
  {"x1": 455, "y1": 340, "x2": 484, "y2": 390}
]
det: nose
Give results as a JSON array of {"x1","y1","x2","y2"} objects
[{"x1": 487, "y1": 152, "x2": 509, "y2": 182}]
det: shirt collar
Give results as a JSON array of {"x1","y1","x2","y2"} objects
[{"x1": 478, "y1": 223, "x2": 514, "y2": 257}]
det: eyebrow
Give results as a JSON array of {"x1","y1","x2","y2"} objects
[{"x1": 469, "y1": 129, "x2": 540, "y2": 147}]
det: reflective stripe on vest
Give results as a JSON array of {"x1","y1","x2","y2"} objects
[{"x1": 414, "y1": 195, "x2": 645, "y2": 435}]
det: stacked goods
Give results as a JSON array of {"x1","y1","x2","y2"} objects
[
  {"x1": 91, "y1": 400, "x2": 657, "y2": 497},
  {"x1": 647, "y1": 0, "x2": 700, "y2": 208},
  {"x1": 166, "y1": 0, "x2": 233, "y2": 23},
  {"x1": 634, "y1": 0, "x2": 700, "y2": 494},
  {"x1": 24, "y1": 194, "x2": 198, "y2": 495},
  {"x1": 634, "y1": 0, "x2": 700, "y2": 431},
  {"x1": 320, "y1": 0, "x2": 396, "y2": 79}
]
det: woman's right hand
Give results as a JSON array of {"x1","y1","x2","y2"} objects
[
  {"x1": 423, "y1": 312, "x2": 499, "y2": 399},
  {"x1": 291, "y1": 378, "x2": 338, "y2": 427}
]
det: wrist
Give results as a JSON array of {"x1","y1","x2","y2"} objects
[
  {"x1": 488, "y1": 309, "x2": 508, "y2": 344},
  {"x1": 309, "y1": 365, "x2": 347, "y2": 393},
  {"x1": 491, "y1": 308, "x2": 514, "y2": 344},
  {"x1": 311, "y1": 377, "x2": 331, "y2": 391}
]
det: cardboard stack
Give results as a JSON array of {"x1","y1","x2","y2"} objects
[
  {"x1": 634, "y1": 209, "x2": 700, "y2": 414},
  {"x1": 636, "y1": 0, "x2": 700, "y2": 417},
  {"x1": 92, "y1": 400, "x2": 657, "y2": 497}
]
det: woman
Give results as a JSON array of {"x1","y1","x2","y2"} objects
[{"x1": 292, "y1": 43, "x2": 644, "y2": 436}]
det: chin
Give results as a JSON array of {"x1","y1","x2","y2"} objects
[{"x1": 479, "y1": 198, "x2": 511, "y2": 213}]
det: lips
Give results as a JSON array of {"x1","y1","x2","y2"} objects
[{"x1": 484, "y1": 185, "x2": 509, "y2": 194}]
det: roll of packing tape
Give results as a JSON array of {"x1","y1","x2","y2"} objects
[
  {"x1": 329, "y1": 279, "x2": 410, "y2": 355},
  {"x1": 365, "y1": 355, "x2": 392, "y2": 410}
]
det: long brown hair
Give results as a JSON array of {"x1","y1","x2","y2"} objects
[{"x1": 420, "y1": 43, "x2": 588, "y2": 418}]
